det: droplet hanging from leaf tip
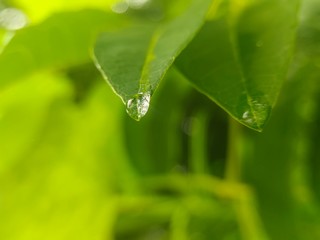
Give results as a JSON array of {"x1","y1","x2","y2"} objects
[
  {"x1": 239, "y1": 98, "x2": 272, "y2": 131},
  {"x1": 126, "y1": 92, "x2": 151, "y2": 121}
]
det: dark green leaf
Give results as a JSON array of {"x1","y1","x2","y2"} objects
[
  {"x1": 243, "y1": 62, "x2": 320, "y2": 240},
  {"x1": 93, "y1": 0, "x2": 212, "y2": 121},
  {"x1": 176, "y1": 0, "x2": 300, "y2": 131}
]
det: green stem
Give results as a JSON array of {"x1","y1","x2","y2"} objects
[
  {"x1": 170, "y1": 207, "x2": 189, "y2": 240},
  {"x1": 189, "y1": 110, "x2": 209, "y2": 174},
  {"x1": 225, "y1": 119, "x2": 269, "y2": 239},
  {"x1": 225, "y1": 117, "x2": 242, "y2": 182}
]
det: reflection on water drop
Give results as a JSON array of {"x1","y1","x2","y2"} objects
[
  {"x1": 126, "y1": 92, "x2": 151, "y2": 121},
  {"x1": 242, "y1": 110, "x2": 253, "y2": 125},
  {"x1": 0, "y1": 8, "x2": 28, "y2": 31},
  {"x1": 240, "y1": 98, "x2": 271, "y2": 131}
]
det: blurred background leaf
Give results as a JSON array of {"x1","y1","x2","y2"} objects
[
  {"x1": 0, "y1": 9, "x2": 126, "y2": 89},
  {"x1": 1, "y1": 0, "x2": 320, "y2": 240},
  {"x1": 176, "y1": 0, "x2": 300, "y2": 131},
  {"x1": 9, "y1": 0, "x2": 118, "y2": 23}
]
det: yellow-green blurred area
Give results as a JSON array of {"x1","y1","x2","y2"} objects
[{"x1": 0, "y1": 0, "x2": 320, "y2": 240}]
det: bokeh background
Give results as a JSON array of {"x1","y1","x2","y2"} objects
[{"x1": 1, "y1": 0, "x2": 320, "y2": 239}]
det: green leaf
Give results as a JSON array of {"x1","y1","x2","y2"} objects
[
  {"x1": 93, "y1": 0, "x2": 213, "y2": 121},
  {"x1": 123, "y1": 69, "x2": 191, "y2": 175},
  {"x1": 0, "y1": 75, "x2": 133, "y2": 240},
  {"x1": 0, "y1": 9, "x2": 124, "y2": 89},
  {"x1": 297, "y1": 0, "x2": 320, "y2": 64},
  {"x1": 176, "y1": 0, "x2": 300, "y2": 131},
  {"x1": 11, "y1": 0, "x2": 117, "y2": 23},
  {"x1": 243, "y1": 63, "x2": 320, "y2": 240},
  {"x1": 0, "y1": 73, "x2": 70, "y2": 174}
]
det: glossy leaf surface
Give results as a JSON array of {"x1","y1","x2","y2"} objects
[
  {"x1": 176, "y1": 0, "x2": 300, "y2": 131},
  {"x1": 93, "y1": 0, "x2": 212, "y2": 120}
]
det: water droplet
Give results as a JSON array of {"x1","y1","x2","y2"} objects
[
  {"x1": 126, "y1": 92, "x2": 151, "y2": 121},
  {"x1": 240, "y1": 99, "x2": 271, "y2": 131},
  {"x1": 242, "y1": 110, "x2": 254, "y2": 125}
]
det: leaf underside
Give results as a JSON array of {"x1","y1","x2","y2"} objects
[
  {"x1": 176, "y1": 0, "x2": 300, "y2": 131},
  {"x1": 93, "y1": 0, "x2": 213, "y2": 103}
]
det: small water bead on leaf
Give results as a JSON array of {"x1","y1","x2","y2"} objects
[
  {"x1": 242, "y1": 110, "x2": 254, "y2": 125},
  {"x1": 126, "y1": 92, "x2": 151, "y2": 121},
  {"x1": 239, "y1": 96, "x2": 272, "y2": 131},
  {"x1": 237, "y1": 92, "x2": 272, "y2": 132}
]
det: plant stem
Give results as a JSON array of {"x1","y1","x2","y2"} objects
[
  {"x1": 225, "y1": 117, "x2": 242, "y2": 182},
  {"x1": 189, "y1": 110, "x2": 209, "y2": 174}
]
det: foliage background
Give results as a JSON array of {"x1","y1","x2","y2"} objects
[{"x1": 0, "y1": 0, "x2": 320, "y2": 239}]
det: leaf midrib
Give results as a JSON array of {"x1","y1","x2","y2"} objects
[
  {"x1": 227, "y1": 15, "x2": 261, "y2": 129},
  {"x1": 139, "y1": 28, "x2": 162, "y2": 93}
]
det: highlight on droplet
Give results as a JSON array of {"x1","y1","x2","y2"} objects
[
  {"x1": 126, "y1": 92, "x2": 151, "y2": 121},
  {"x1": 242, "y1": 110, "x2": 254, "y2": 125},
  {"x1": 239, "y1": 97, "x2": 271, "y2": 131}
]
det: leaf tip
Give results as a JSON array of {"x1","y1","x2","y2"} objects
[
  {"x1": 238, "y1": 100, "x2": 272, "y2": 132},
  {"x1": 126, "y1": 92, "x2": 151, "y2": 121}
]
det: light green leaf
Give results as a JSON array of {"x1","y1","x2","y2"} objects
[
  {"x1": 93, "y1": 0, "x2": 213, "y2": 121},
  {"x1": 0, "y1": 75, "x2": 133, "y2": 240},
  {"x1": 11, "y1": 0, "x2": 117, "y2": 23},
  {"x1": 0, "y1": 10, "x2": 124, "y2": 89},
  {"x1": 0, "y1": 73, "x2": 70, "y2": 174},
  {"x1": 176, "y1": 0, "x2": 300, "y2": 131}
]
